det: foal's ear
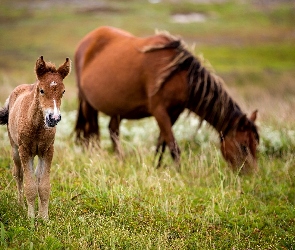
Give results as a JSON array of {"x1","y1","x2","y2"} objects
[
  {"x1": 249, "y1": 110, "x2": 258, "y2": 122},
  {"x1": 35, "y1": 56, "x2": 47, "y2": 79},
  {"x1": 57, "y1": 58, "x2": 71, "y2": 79}
]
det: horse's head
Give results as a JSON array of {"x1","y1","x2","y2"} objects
[
  {"x1": 220, "y1": 110, "x2": 259, "y2": 174},
  {"x1": 35, "y1": 56, "x2": 71, "y2": 128}
]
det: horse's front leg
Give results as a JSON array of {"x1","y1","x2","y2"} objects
[
  {"x1": 155, "y1": 134, "x2": 166, "y2": 168},
  {"x1": 153, "y1": 107, "x2": 181, "y2": 171},
  {"x1": 36, "y1": 144, "x2": 54, "y2": 220},
  {"x1": 19, "y1": 146, "x2": 37, "y2": 218},
  {"x1": 154, "y1": 114, "x2": 179, "y2": 168}
]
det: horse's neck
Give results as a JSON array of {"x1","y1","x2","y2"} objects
[
  {"x1": 196, "y1": 103, "x2": 242, "y2": 136},
  {"x1": 188, "y1": 67, "x2": 243, "y2": 135}
]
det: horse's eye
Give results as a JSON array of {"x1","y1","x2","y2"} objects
[
  {"x1": 40, "y1": 89, "x2": 44, "y2": 95},
  {"x1": 241, "y1": 144, "x2": 248, "y2": 154}
]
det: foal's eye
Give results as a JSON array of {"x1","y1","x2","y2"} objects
[
  {"x1": 62, "y1": 90, "x2": 65, "y2": 96},
  {"x1": 40, "y1": 89, "x2": 44, "y2": 95}
]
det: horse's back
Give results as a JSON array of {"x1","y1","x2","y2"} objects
[
  {"x1": 75, "y1": 26, "x2": 178, "y2": 117},
  {"x1": 9, "y1": 84, "x2": 34, "y2": 109}
]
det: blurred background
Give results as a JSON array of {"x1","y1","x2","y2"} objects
[
  {"x1": 0, "y1": 2, "x2": 295, "y2": 247},
  {"x1": 0, "y1": 0, "x2": 294, "y2": 125}
]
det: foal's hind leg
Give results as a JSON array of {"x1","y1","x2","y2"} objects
[
  {"x1": 11, "y1": 146, "x2": 25, "y2": 207},
  {"x1": 36, "y1": 145, "x2": 54, "y2": 219},
  {"x1": 19, "y1": 145, "x2": 37, "y2": 218},
  {"x1": 109, "y1": 115, "x2": 123, "y2": 158}
]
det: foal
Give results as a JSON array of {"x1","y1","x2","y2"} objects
[{"x1": 0, "y1": 56, "x2": 70, "y2": 219}]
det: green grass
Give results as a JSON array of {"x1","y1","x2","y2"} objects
[{"x1": 1, "y1": 0, "x2": 295, "y2": 249}]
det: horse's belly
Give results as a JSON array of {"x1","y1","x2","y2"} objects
[
  {"x1": 90, "y1": 92, "x2": 150, "y2": 119},
  {"x1": 81, "y1": 72, "x2": 149, "y2": 117}
]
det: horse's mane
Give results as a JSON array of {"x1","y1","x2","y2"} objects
[{"x1": 142, "y1": 32, "x2": 244, "y2": 135}]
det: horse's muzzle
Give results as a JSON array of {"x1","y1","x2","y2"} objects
[{"x1": 46, "y1": 113, "x2": 61, "y2": 127}]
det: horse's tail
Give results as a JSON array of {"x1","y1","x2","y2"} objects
[
  {"x1": 74, "y1": 94, "x2": 99, "y2": 142},
  {"x1": 74, "y1": 41, "x2": 99, "y2": 143},
  {"x1": 0, "y1": 98, "x2": 9, "y2": 125},
  {"x1": 75, "y1": 94, "x2": 86, "y2": 141}
]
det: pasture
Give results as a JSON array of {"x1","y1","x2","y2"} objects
[{"x1": 0, "y1": 0, "x2": 295, "y2": 249}]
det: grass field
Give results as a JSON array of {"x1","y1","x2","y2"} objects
[{"x1": 0, "y1": 0, "x2": 295, "y2": 249}]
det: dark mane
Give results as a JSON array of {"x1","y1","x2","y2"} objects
[{"x1": 142, "y1": 33, "x2": 245, "y2": 136}]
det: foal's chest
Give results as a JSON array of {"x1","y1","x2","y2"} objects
[{"x1": 19, "y1": 127, "x2": 56, "y2": 155}]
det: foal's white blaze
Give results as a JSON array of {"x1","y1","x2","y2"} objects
[
  {"x1": 52, "y1": 99, "x2": 60, "y2": 119},
  {"x1": 50, "y1": 81, "x2": 57, "y2": 87}
]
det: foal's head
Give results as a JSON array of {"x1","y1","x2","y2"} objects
[
  {"x1": 220, "y1": 110, "x2": 259, "y2": 174},
  {"x1": 35, "y1": 56, "x2": 71, "y2": 128}
]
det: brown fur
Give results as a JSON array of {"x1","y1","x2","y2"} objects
[
  {"x1": 0, "y1": 56, "x2": 70, "y2": 219},
  {"x1": 74, "y1": 26, "x2": 259, "y2": 173}
]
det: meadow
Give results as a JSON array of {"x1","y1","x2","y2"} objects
[{"x1": 0, "y1": 0, "x2": 295, "y2": 249}]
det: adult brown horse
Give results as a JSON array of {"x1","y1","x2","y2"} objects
[
  {"x1": 75, "y1": 26, "x2": 259, "y2": 173},
  {"x1": 0, "y1": 56, "x2": 70, "y2": 219}
]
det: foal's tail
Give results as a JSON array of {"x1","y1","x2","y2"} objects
[{"x1": 0, "y1": 98, "x2": 9, "y2": 125}]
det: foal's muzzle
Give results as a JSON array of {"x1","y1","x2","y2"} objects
[{"x1": 46, "y1": 113, "x2": 61, "y2": 127}]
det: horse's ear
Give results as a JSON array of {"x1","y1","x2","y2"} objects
[
  {"x1": 249, "y1": 109, "x2": 258, "y2": 123},
  {"x1": 57, "y1": 58, "x2": 71, "y2": 79},
  {"x1": 237, "y1": 114, "x2": 248, "y2": 132},
  {"x1": 35, "y1": 56, "x2": 47, "y2": 79}
]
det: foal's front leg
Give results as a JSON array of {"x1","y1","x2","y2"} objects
[
  {"x1": 19, "y1": 146, "x2": 37, "y2": 218},
  {"x1": 36, "y1": 145, "x2": 54, "y2": 219}
]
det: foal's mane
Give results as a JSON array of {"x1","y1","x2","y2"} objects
[
  {"x1": 44, "y1": 62, "x2": 58, "y2": 73},
  {"x1": 35, "y1": 61, "x2": 58, "y2": 78},
  {"x1": 142, "y1": 32, "x2": 245, "y2": 135}
]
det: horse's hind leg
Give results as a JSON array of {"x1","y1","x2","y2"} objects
[
  {"x1": 109, "y1": 115, "x2": 123, "y2": 158},
  {"x1": 11, "y1": 146, "x2": 25, "y2": 207},
  {"x1": 36, "y1": 145, "x2": 53, "y2": 219}
]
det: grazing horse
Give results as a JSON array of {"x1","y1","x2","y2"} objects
[
  {"x1": 74, "y1": 26, "x2": 259, "y2": 173},
  {"x1": 0, "y1": 56, "x2": 70, "y2": 219}
]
